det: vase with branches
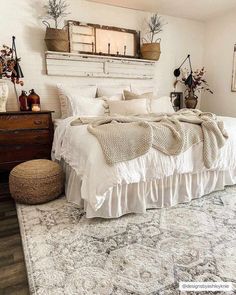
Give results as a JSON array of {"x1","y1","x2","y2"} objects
[
  {"x1": 42, "y1": 0, "x2": 70, "y2": 52},
  {"x1": 141, "y1": 13, "x2": 166, "y2": 61},
  {"x1": 0, "y1": 40, "x2": 24, "y2": 112},
  {"x1": 175, "y1": 67, "x2": 213, "y2": 108}
]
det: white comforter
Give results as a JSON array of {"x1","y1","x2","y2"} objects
[{"x1": 52, "y1": 116, "x2": 236, "y2": 211}]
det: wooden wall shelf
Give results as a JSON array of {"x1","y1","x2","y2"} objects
[{"x1": 45, "y1": 51, "x2": 156, "y2": 79}]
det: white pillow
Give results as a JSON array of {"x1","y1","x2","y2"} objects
[
  {"x1": 150, "y1": 96, "x2": 174, "y2": 114},
  {"x1": 69, "y1": 96, "x2": 106, "y2": 117},
  {"x1": 108, "y1": 99, "x2": 149, "y2": 116},
  {"x1": 96, "y1": 85, "x2": 130, "y2": 100},
  {"x1": 57, "y1": 84, "x2": 97, "y2": 118},
  {"x1": 101, "y1": 94, "x2": 124, "y2": 101}
]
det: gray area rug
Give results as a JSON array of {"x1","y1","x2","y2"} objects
[{"x1": 17, "y1": 186, "x2": 236, "y2": 295}]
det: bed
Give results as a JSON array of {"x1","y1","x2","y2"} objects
[
  {"x1": 52, "y1": 112, "x2": 236, "y2": 218},
  {"x1": 53, "y1": 117, "x2": 236, "y2": 218}
]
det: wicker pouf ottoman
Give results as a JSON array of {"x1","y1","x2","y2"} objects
[{"x1": 9, "y1": 159, "x2": 64, "y2": 205}]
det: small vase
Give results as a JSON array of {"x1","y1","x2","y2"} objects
[
  {"x1": 185, "y1": 90, "x2": 198, "y2": 109},
  {"x1": 0, "y1": 80, "x2": 9, "y2": 112}
]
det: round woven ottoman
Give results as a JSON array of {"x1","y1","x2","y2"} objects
[{"x1": 9, "y1": 159, "x2": 64, "y2": 205}]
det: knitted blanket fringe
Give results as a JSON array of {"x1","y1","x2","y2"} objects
[{"x1": 71, "y1": 110, "x2": 228, "y2": 168}]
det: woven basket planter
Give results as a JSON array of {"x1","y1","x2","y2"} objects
[
  {"x1": 9, "y1": 159, "x2": 64, "y2": 205},
  {"x1": 141, "y1": 43, "x2": 161, "y2": 61},
  {"x1": 45, "y1": 27, "x2": 69, "y2": 52}
]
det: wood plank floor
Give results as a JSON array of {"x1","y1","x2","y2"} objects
[{"x1": 0, "y1": 174, "x2": 29, "y2": 295}]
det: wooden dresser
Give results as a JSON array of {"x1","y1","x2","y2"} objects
[{"x1": 0, "y1": 111, "x2": 54, "y2": 173}]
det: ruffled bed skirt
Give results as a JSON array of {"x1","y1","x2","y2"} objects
[{"x1": 62, "y1": 161, "x2": 236, "y2": 218}]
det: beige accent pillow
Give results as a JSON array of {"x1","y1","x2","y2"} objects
[
  {"x1": 124, "y1": 90, "x2": 154, "y2": 100},
  {"x1": 108, "y1": 99, "x2": 149, "y2": 116},
  {"x1": 131, "y1": 86, "x2": 154, "y2": 94},
  {"x1": 97, "y1": 85, "x2": 130, "y2": 100},
  {"x1": 150, "y1": 96, "x2": 174, "y2": 114}
]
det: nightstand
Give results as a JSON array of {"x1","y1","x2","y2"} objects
[
  {"x1": 0, "y1": 111, "x2": 54, "y2": 173},
  {"x1": 170, "y1": 92, "x2": 184, "y2": 111}
]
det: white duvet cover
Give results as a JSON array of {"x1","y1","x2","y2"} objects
[{"x1": 52, "y1": 116, "x2": 236, "y2": 212}]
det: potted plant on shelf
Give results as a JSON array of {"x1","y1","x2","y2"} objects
[
  {"x1": 141, "y1": 13, "x2": 166, "y2": 61},
  {"x1": 42, "y1": 0, "x2": 70, "y2": 52},
  {"x1": 176, "y1": 67, "x2": 213, "y2": 108}
]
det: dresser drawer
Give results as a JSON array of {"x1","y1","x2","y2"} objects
[
  {"x1": 0, "y1": 111, "x2": 53, "y2": 172},
  {"x1": 0, "y1": 161, "x2": 23, "y2": 173},
  {"x1": 0, "y1": 114, "x2": 50, "y2": 130},
  {"x1": 0, "y1": 144, "x2": 51, "y2": 163},
  {"x1": 0, "y1": 130, "x2": 50, "y2": 145}
]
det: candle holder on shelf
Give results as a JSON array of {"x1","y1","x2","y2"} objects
[{"x1": 124, "y1": 45, "x2": 126, "y2": 56}]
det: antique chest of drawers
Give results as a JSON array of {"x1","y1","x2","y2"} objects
[{"x1": 0, "y1": 111, "x2": 54, "y2": 173}]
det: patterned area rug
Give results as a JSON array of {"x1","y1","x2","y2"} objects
[{"x1": 17, "y1": 186, "x2": 236, "y2": 295}]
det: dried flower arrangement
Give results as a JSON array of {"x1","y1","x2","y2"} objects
[
  {"x1": 177, "y1": 67, "x2": 213, "y2": 95},
  {"x1": 0, "y1": 44, "x2": 23, "y2": 86},
  {"x1": 0, "y1": 38, "x2": 24, "y2": 111},
  {"x1": 42, "y1": 0, "x2": 70, "y2": 29},
  {"x1": 174, "y1": 67, "x2": 213, "y2": 109}
]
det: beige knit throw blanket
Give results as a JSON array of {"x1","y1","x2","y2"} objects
[{"x1": 71, "y1": 110, "x2": 228, "y2": 168}]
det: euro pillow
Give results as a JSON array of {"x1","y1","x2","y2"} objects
[
  {"x1": 150, "y1": 96, "x2": 174, "y2": 114},
  {"x1": 57, "y1": 84, "x2": 97, "y2": 118},
  {"x1": 97, "y1": 85, "x2": 130, "y2": 100},
  {"x1": 124, "y1": 90, "x2": 154, "y2": 100},
  {"x1": 108, "y1": 99, "x2": 149, "y2": 116},
  {"x1": 69, "y1": 96, "x2": 106, "y2": 117},
  {"x1": 130, "y1": 86, "x2": 155, "y2": 94}
]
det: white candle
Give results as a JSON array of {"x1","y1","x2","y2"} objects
[{"x1": 32, "y1": 104, "x2": 41, "y2": 112}]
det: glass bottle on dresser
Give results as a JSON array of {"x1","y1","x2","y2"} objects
[
  {"x1": 27, "y1": 89, "x2": 41, "y2": 111},
  {"x1": 19, "y1": 90, "x2": 29, "y2": 111}
]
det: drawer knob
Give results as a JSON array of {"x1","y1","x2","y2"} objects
[{"x1": 34, "y1": 120, "x2": 43, "y2": 125}]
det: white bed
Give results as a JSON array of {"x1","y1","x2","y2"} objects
[{"x1": 52, "y1": 115, "x2": 236, "y2": 218}]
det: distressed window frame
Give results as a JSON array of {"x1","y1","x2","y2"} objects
[{"x1": 68, "y1": 20, "x2": 141, "y2": 59}]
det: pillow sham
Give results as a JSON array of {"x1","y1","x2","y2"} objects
[
  {"x1": 96, "y1": 85, "x2": 130, "y2": 100},
  {"x1": 69, "y1": 96, "x2": 106, "y2": 117},
  {"x1": 108, "y1": 99, "x2": 149, "y2": 116},
  {"x1": 150, "y1": 96, "x2": 174, "y2": 114},
  {"x1": 123, "y1": 90, "x2": 154, "y2": 100},
  {"x1": 57, "y1": 84, "x2": 97, "y2": 118},
  {"x1": 130, "y1": 86, "x2": 155, "y2": 95},
  {"x1": 100, "y1": 94, "x2": 124, "y2": 101}
]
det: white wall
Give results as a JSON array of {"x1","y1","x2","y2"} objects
[
  {"x1": 201, "y1": 10, "x2": 236, "y2": 116},
  {"x1": 1, "y1": 0, "x2": 204, "y2": 118}
]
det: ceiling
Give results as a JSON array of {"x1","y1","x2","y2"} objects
[{"x1": 86, "y1": 0, "x2": 236, "y2": 21}]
